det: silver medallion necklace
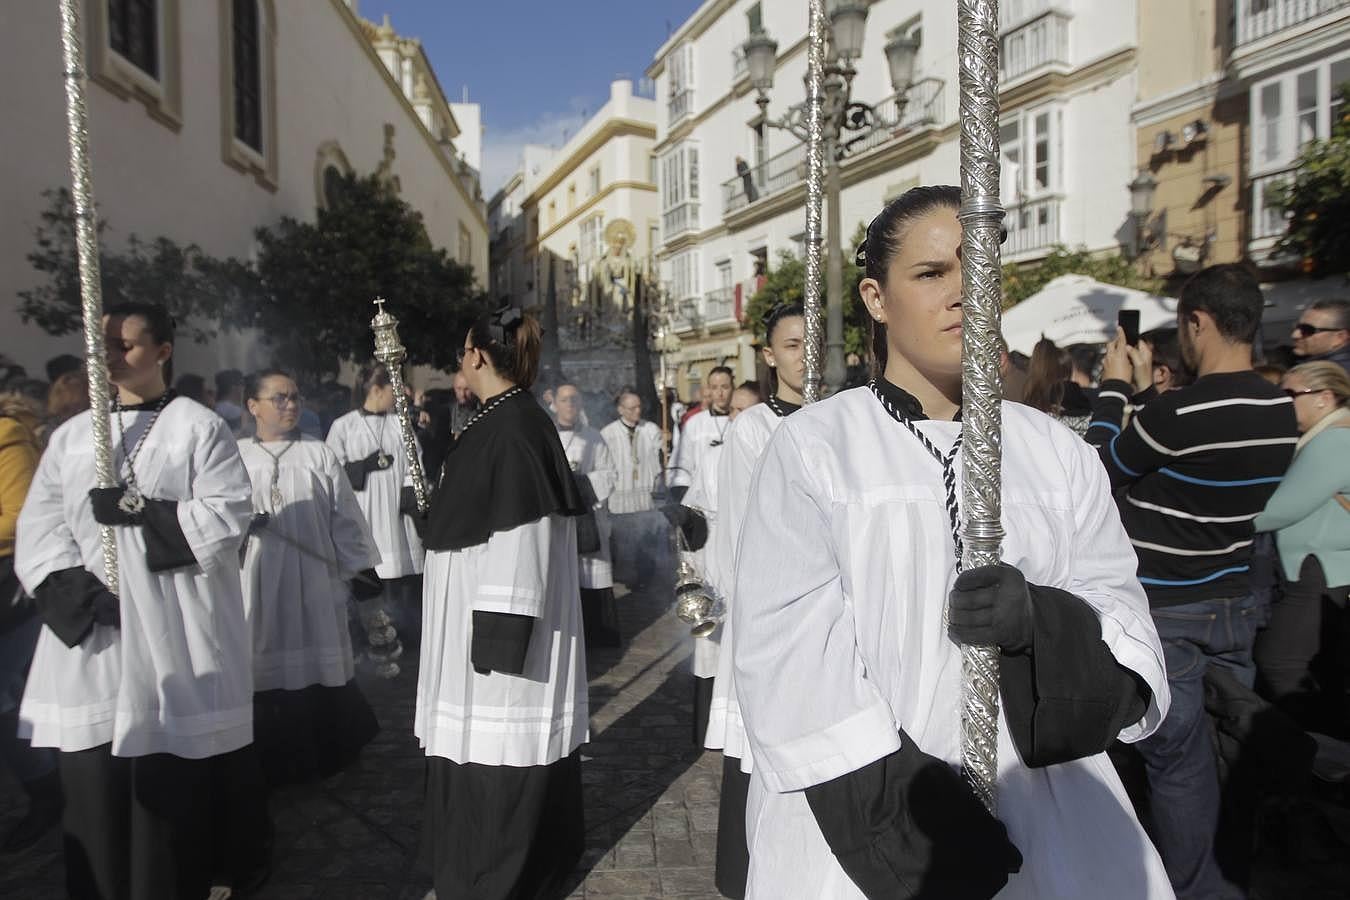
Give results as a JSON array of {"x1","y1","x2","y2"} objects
[
  {"x1": 359, "y1": 411, "x2": 393, "y2": 470},
  {"x1": 253, "y1": 436, "x2": 298, "y2": 510},
  {"x1": 113, "y1": 392, "x2": 173, "y2": 515}
]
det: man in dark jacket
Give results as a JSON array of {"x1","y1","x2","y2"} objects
[{"x1": 1291, "y1": 298, "x2": 1350, "y2": 374}]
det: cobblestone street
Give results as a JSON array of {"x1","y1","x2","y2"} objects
[{"x1": 0, "y1": 579, "x2": 724, "y2": 899}]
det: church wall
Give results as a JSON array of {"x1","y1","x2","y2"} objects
[{"x1": 0, "y1": 0, "x2": 486, "y2": 381}]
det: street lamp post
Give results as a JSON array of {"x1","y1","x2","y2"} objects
[{"x1": 744, "y1": 10, "x2": 919, "y2": 393}]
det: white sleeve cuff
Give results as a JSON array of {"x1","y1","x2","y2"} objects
[{"x1": 754, "y1": 700, "x2": 902, "y2": 794}]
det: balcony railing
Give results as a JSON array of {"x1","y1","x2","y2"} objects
[
  {"x1": 721, "y1": 78, "x2": 946, "y2": 216},
  {"x1": 1236, "y1": 0, "x2": 1350, "y2": 48},
  {"x1": 705, "y1": 286, "x2": 736, "y2": 323},
  {"x1": 999, "y1": 0, "x2": 1058, "y2": 32},
  {"x1": 1004, "y1": 195, "x2": 1062, "y2": 257},
  {"x1": 672, "y1": 298, "x2": 700, "y2": 332},
  {"x1": 1000, "y1": 9, "x2": 1071, "y2": 81},
  {"x1": 668, "y1": 88, "x2": 694, "y2": 124},
  {"x1": 663, "y1": 201, "x2": 701, "y2": 240}
]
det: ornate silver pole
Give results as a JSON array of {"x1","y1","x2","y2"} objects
[
  {"x1": 59, "y1": 0, "x2": 118, "y2": 594},
  {"x1": 800, "y1": 0, "x2": 828, "y2": 405},
  {"x1": 956, "y1": 0, "x2": 1006, "y2": 813},
  {"x1": 370, "y1": 298, "x2": 430, "y2": 513}
]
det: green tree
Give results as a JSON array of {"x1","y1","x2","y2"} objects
[
  {"x1": 745, "y1": 223, "x2": 870, "y2": 356},
  {"x1": 251, "y1": 173, "x2": 490, "y2": 377},
  {"x1": 1000, "y1": 245, "x2": 1163, "y2": 308},
  {"x1": 1267, "y1": 85, "x2": 1350, "y2": 275},
  {"x1": 17, "y1": 188, "x2": 256, "y2": 345}
]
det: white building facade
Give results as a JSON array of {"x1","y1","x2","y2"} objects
[
  {"x1": 648, "y1": 0, "x2": 1142, "y2": 393},
  {"x1": 0, "y1": 0, "x2": 488, "y2": 379},
  {"x1": 1229, "y1": 0, "x2": 1350, "y2": 264}
]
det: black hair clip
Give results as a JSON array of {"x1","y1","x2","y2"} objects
[{"x1": 486, "y1": 305, "x2": 524, "y2": 345}]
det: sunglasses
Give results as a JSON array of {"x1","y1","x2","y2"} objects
[
  {"x1": 1283, "y1": 388, "x2": 1320, "y2": 399},
  {"x1": 1294, "y1": 323, "x2": 1343, "y2": 337}
]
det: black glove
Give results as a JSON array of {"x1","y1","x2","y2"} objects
[
  {"x1": 948, "y1": 563, "x2": 1034, "y2": 654},
  {"x1": 91, "y1": 589, "x2": 121, "y2": 628},
  {"x1": 89, "y1": 487, "x2": 141, "y2": 526},
  {"x1": 351, "y1": 568, "x2": 383, "y2": 602},
  {"x1": 805, "y1": 729, "x2": 1022, "y2": 899},
  {"x1": 361, "y1": 450, "x2": 388, "y2": 473},
  {"x1": 399, "y1": 486, "x2": 422, "y2": 517},
  {"x1": 659, "y1": 503, "x2": 689, "y2": 528},
  {"x1": 247, "y1": 512, "x2": 270, "y2": 535}
]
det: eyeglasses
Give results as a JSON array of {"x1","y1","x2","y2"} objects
[
  {"x1": 1294, "y1": 323, "x2": 1344, "y2": 338},
  {"x1": 1283, "y1": 388, "x2": 1320, "y2": 399},
  {"x1": 260, "y1": 392, "x2": 302, "y2": 409}
]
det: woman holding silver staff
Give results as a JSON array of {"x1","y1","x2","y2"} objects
[
  {"x1": 414, "y1": 306, "x2": 589, "y2": 900},
  {"x1": 703, "y1": 302, "x2": 806, "y2": 899},
  {"x1": 14, "y1": 302, "x2": 259, "y2": 900},
  {"x1": 731, "y1": 187, "x2": 1174, "y2": 899},
  {"x1": 238, "y1": 368, "x2": 383, "y2": 786},
  {"x1": 326, "y1": 362, "x2": 425, "y2": 650}
]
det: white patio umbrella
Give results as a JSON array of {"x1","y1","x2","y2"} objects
[{"x1": 1002, "y1": 274, "x2": 1178, "y2": 355}]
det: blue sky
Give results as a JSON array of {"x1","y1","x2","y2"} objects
[{"x1": 362, "y1": 1, "x2": 703, "y2": 193}]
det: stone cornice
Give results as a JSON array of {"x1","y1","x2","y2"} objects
[
  {"x1": 525, "y1": 180, "x2": 659, "y2": 251},
  {"x1": 329, "y1": 0, "x2": 487, "y2": 231},
  {"x1": 522, "y1": 119, "x2": 658, "y2": 205}
]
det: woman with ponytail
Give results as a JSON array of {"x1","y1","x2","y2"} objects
[
  {"x1": 414, "y1": 307, "x2": 589, "y2": 899},
  {"x1": 730, "y1": 187, "x2": 1171, "y2": 898}
]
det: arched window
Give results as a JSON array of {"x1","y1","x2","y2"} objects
[{"x1": 232, "y1": 0, "x2": 262, "y2": 152}]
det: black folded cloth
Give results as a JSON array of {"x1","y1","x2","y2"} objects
[
  {"x1": 344, "y1": 451, "x2": 388, "y2": 491},
  {"x1": 89, "y1": 487, "x2": 140, "y2": 526},
  {"x1": 33, "y1": 567, "x2": 120, "y2": 647}
]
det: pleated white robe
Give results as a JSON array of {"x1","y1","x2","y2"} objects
[
  {"x1": 599, "y1": 419, "x2": 665, "y2": 515},
  {"x1": 705, "y1": 402, "x2": 784, "y2": 767},
  {"x1": 415, "y1": 514, "x2": 589, "y2": 767},
  {"x1": 670, "y1": 409, "x2": 731, "y2": 490},
  {"x1": 682, "y1": 430, "x2": 727, "y2": 681},
  {"x1": 16, "y1": 399, "x2": 255, "y2": 759},
  {"x1": 734, "y1": 390, "x2": 1173, "y2": 899},
  {"x1": 558, "y1": 425, "x2": 617, "y2": 590},
  {"x1": 237, "y1": 436, "x2": 380, "y2": 691},
  {"x1": 325, "y1": 410, "x2": 424, "y2": 579}
]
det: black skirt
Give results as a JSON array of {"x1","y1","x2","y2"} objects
[
  {"x1": 59, "y1": 745, "x2": 217, "y2": 900},
  {"x1": 580, "y1": 586, "x2": 622, "y2": 648},
  {"x1": 252, "y1": 680, "x2": 380, "y2": 786},
  {"x1": 715, "y1": 754, "x2": 751, "y2": 899},
  {"x1": 420, "y1": 750, "x2": 584, "y2": 900}
]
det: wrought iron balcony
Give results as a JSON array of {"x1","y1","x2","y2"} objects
[
  {"x1": 1003, "y1": 195, "x2": 1062, "y2": 258},
  {"x1": 1000, "y1": 8, "x2": 1071, "y2": 81},
  {"x1": 1235, "y1": 0, "x2": 1350, "y2": 48},
  {"x1": 721, "y1": 78, "x2": 946, "y2": 216},
  {"x1": 704, "y1": 286, "x2": 736, "y2": 324}
]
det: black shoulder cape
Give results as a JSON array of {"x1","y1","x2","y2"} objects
[{"x1": 421, "y1": 390, "x2": 586, "y2": 552}]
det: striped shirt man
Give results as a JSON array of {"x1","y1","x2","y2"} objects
[{"x1": 1086, "y1": 371, "x2": 1298, "y2": 608}]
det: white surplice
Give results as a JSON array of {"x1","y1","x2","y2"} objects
[
  {"x1": 16, "y1": 399, "x2": 255, "y2": 759},
  {"x1": 705, "y1": 402, "x2": 785, "y2": 767},
  {"x1": 325, "y1": 410, "x2": 424, "y2": 579},
  {"x1": 670, "y1": 409, "x2": 731, "y2": 490},
  {"x1": 599, "y1": 419, "x2": 665, "y2": 515},
  {"x1": 682, "y1": 428, "x2": 727, "y2": 681},
  {"x1": 238, "y1": 436, "x2": 380, "y2": 691},
  {"x1": 415, "y1": 514, "x2": 589, "y2": 767},
  {"x1": 734, "y1": 389, "x2": 1173, "y2": 900},
  {"x1": 557, "y1": 425, "x2": 616, "y2": 590}
]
